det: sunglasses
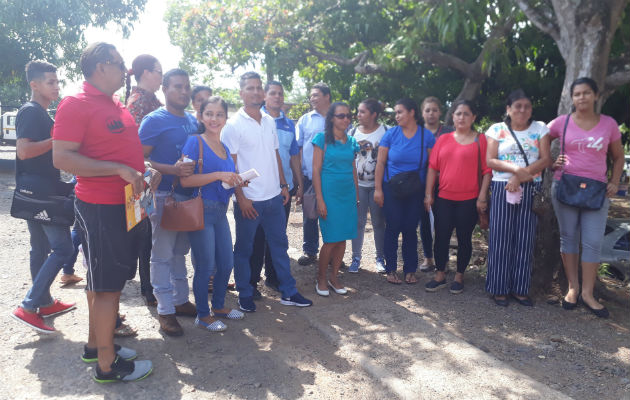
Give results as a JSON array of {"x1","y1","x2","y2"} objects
[
  {"x1": 334, "y1": 113, "x2": 353, "y2": 120},
  {"x1": 104, "y1": 60, "x2": 127, "y2": 72}
]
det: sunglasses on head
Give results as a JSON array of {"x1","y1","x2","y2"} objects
[{"x1": 334, "y1": 113, "x2": 352, "y2": 120}]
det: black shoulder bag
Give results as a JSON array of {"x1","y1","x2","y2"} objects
[
  {"x1": 387, "y1": 126, "x2": 425, "y2": 199},
  {"x1": 505, "y1": 123, "x2": 546, "y2": 216},
  {"x1": 11, "y1": 174, "x2": 75, "y2": 226},
  {"x1": 555, "y1": 115, "x2": 607, "y2": 210}
]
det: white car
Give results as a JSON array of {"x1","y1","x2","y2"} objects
[{"x1": 1, "y1": 111, "x2": 17, "y2": 145}]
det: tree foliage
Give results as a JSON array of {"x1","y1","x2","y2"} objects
[
  {"x1": 0, "y1": 0, "x2": 147, "y2": 109},
  {"x1": 166, "y1": 0, "x2": 581, "y2": 124}
]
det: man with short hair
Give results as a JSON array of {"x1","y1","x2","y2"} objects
[
  {"x1": 222, "y1": 72, "x2": 312, "y2": 312},
  {"x1": 296, "y1": 82, "x2": 331, "y2": 265},
  {"x1": 53, "y1": 42, "x2": 153, "y2": 382},
  {"x1": 139, "y1": 68, "x2": 198, "y2": 337},
  {"x1": 249, "y1": 81, "x2": 303, "y2": 297},
  {"x1": 11, "y1": 60, "x2": 76, "y2": 334}
]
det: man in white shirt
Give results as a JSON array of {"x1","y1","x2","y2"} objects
[
  {"x1": 222, "y1": 72, "x2": 312, "y2": 312},
  {"x1": 296, "y1": 82, "x2": 331, "y2": 265}
]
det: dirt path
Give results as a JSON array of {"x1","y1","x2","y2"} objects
[{"x1": 0, "y1": 145, "x2": 628, "y2": 399}]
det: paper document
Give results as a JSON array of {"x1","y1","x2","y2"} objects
[{"x1": 222, "y1": 168, "x2": 260, "y2": 189}]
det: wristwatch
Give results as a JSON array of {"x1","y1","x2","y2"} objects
[{"x1": 280, "y1": 183, "x2": 289, "y2": 189}]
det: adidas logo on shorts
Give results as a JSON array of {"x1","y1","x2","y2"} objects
[{"x1": 34, "y1": 210, "x2": 51, "y2": 222}]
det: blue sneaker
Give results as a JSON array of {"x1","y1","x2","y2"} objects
[
  {"x1": 348, "y1": 257, "x2": 360, "y2": 273},
  {"x1": 280, "y1": 292, "x2": 313, "y2": 307},
  {"x1": 375, "y1": 257, "x2": 386, "y2": 274},
  {"x1": 238, "y1": 296, "x2": 256, "y2": 312}
]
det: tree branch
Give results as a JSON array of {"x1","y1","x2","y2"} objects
[
  {"x1": 605, "y1": 69, "x2": 630, "y2": 90},
  {"x1": 473, "y1": 15, "x2": 515, "y2": 73},
  {"x1": 306, "y1": 48, "x2": 389, "y2": 75},
  {"x1": 416, "y1": 46, "x2": 473, "y2": 76},
  {"x1": 515, "y1": 0, "x2": 560, "y2": 42}
]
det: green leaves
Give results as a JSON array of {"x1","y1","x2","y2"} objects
[{"x1": 0, "y1": 0, "x2": 147, "y2": 106}]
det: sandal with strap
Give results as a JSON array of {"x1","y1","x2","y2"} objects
[
  {"x1": 114, "y1": 322, "x2": 138, "y2": 337},
  {"x1": 386, "y1": 272, "x2": 402, "y2": 285},
  {"x1": 405, "y1": 273, "x2": 418, "y2": 284}
]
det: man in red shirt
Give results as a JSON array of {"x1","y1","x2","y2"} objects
[{"x1": 53, "y1": 42, "x2": 157, "y2": 383}]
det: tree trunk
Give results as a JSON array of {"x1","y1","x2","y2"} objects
[
  {"x1": 522, "y1": 0, "x2": 629, "y2": 295},
  {"x1": 552, "y1": 0, "x2": 626, "y2": 114}
]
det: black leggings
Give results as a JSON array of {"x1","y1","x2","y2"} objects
[{"x1": 433, "y1": 197, "x2": 478, "y2": 274}]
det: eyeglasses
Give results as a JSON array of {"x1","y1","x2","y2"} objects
[
  {"x1": 334, "y1": 113, "x2": 353, "y2": 120},
  {"x1": 152, "y1": 69, "x2": 163, "y2": 75},
  {"x1": 104, "y1": 60, "x2": 127, "y2": 72}
]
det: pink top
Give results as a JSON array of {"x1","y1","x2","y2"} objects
[{"x1": 548, "y1": 114, "x2": 621, "y2": 183}]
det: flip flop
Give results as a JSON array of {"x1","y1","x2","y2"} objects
[
  {"x1": 114, "y1": 322, "x2": 138, "y2": 338},
  {"x1": 386, "y1": 273, "x2": 402, "y2": 285},
  {"x1": 404, "y1": 274, "x2": 418, "y2": 284},
  {"x1": 59, "y1": 274, "x2": 83, "y2": 287}
]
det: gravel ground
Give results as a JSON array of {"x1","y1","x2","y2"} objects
[{"x1": 0, "y1": 145, "x2": 628, "y2": 399}]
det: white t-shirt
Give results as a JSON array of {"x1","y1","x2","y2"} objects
[
  {"x1": 221, "y1": 108, "x2": 280, "y2": 201},
  {"x1": 485, "y1": 121, "x2": 549, "y2": 182},
  {"x1": 350, "y1": 124, "x2": 387, "y2": 187}
]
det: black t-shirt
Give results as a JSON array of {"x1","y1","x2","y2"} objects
[{"x1": 15, "y1": 101, "x2": 60, "y2": 180}]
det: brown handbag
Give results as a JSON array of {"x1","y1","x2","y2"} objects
[{"x1": 160, "y1": 136, "x2": 204, "y2": 232}]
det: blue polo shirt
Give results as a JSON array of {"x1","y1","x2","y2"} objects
[
  {"x1": 262, "y1": 106, "x2": 299, "y2": 190},
  {"x1": 380, "y1": 125, "x2": 436, "y2": 182},
  {"x1": 139, "y1": 107, "x2": 198, "y2": 192},
  {"x1": 297, "y1": 109, "x2": 326, "y2": 180}
]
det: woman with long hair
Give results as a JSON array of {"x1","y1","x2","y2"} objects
[
  {"x1": 425, "y1": 100, "x2": 491, "y2": 294},
  {"x1": 125, "y1": 54, "x2": 163, "y2": 125},
  {"x1": 180, "y1": 97, "x2": 246, "y2": 331},
  {"x1": 348, "y1": 98, "x2": 387, "y2": 274},
  {"x1": 417, "y1": 97, "x2": 455, "y2": 272},
  {"x1": 374, "y1": 98, "x2": 435, "y2": 284},
  {"x1": 312, "y1": 102, "x2": 359, "y2": 296},
  {"x1": 546, "y1": 77, "x2": 624, "y2": 318},
  {"x1": 485, "y1": 89, "x2": 551, "y2": 307}
]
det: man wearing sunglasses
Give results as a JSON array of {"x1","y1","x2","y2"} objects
[
  {"x1": 296, "y1": 82, "x2": 331, "y2": 266},
  {"x1": 53, "y1": 42, "x2": 155, "y2": 383}
]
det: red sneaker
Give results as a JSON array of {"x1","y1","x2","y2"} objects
[
  {"x1": 11, "y1": 307, "x2": 55, "y2": 334},
  {"x1": 38, "y1": 299, "x2": 76, "y2": 317}
]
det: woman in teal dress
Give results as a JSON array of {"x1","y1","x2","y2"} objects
[{"x1": 312, "y1": 102, "x2": 360, "y2": 297}]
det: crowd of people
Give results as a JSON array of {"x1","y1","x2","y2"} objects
[{"x1": 9, "y1": 41, "x2": 625, "y2": 383}]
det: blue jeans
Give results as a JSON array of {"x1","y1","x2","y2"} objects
[
  {"x1": 301, "y1": 176, "x2": 319, "y2": 256},
  {"x1": 233, "y1": 195, "x2": 297, "y2": 299},
  {"x1": 188, "y1": 199, "x2": 233, "y2": 317},
  {"x1": 352, "y1": 185, "x2": 385, "y2": 260},
  {"x1": 382, "y1": 181, "x2": 422, "y2": 274},
  {"x1": 418, "y1": 201, "x2": 433, "y2": 259},
  {"x1": 21, "y1": 220, "x2": 73, "y2": 311},
  {"x1": 149, "y1": 191, "x2": 191, "y2": 315},
  {"x1": 61, "y1": 223, "x2": 82, "y2": 275}
]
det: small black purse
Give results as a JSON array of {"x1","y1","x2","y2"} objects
[
  {"x1": 388, "y1": 126, "x2": 425, "y2": 199},
  {"x1": 555, "y1": 115, "x2": 607, "y2": 210}
]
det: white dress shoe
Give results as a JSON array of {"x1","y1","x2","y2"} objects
[
  {"x1": 327, "y1": 280, "x2": 347, "y2": 295},
  {"x1": 316, "y1": 283, "x2": 329, "y2": 296}
]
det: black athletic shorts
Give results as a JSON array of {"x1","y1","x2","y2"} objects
[{"x1": 74, "y1": 198, "x2": 148, "y2": 292}]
